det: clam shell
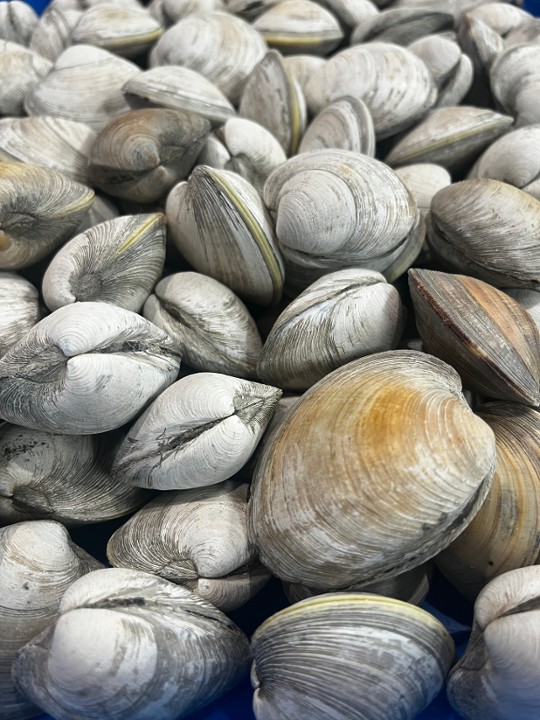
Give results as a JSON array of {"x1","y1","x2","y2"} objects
[
  {"x1": 299, "y1": 95, "x2": 376, "y2": 156},
  {"x1": 252, "y1": 0, "x2": 344, "y2": 56},
  {"x1": 0, "y1": 40, "x2": 52, "y2": 116},
  {"x1": 123, "y1": 65, "x2": 235, "y2": 124},
  {"x1": 315, "y1": 0, "x2": 379, "y2": 31},
  {"x1": 352, "y1": 7, "x2": 454, "y2": 46},
  {"x1": 24, "y1": 44, "x2": 141, "y2": 131},
  {"x1": 257, "y1": 268, "x2": 406, "y2": 391},
  {"x1": 0, "y1": 117, "x2": 96, "y2": 185},
  {"x1": 0, "y1": 1, "x2": 38, "y2": 45},
  {"x1": 408, "y1": 34, "x2": 473, "y2": 107},
  {"x1": 12, "y1": 568, "x2": 250, "y2": 720},
  {"x1": 163, "y1": 0, "x2": 224, "y2": 23},
  {"x1": 88, "y1": 108, "x2": 210, "y2": 202},
  {"x1": 409, "y1": 269, "x2": 540, "y2": 404},
  {"x1": 0, "y1": 162, "x2": 95, "y2": 271},
  {"x1": 0, "y1": 521, "x2": 101, "y2": 720},
  {"x1": 282, "y1": 54, "x2": 325, "y2": 95},
  {"x1": 0, "y1": 273, "x2": 41, "y2": 359},
  {"x1": 239, "y1": 50, "x2": 306, "y2": 157},
  {"x1": 394, "y1": 163, "x2": 451, "y2": 216},
  {"x1": 249, "y1": 350, "x2": 496, "y2": 589},
  {"x1": 251, "y1": 594, "x2": 455, "y2": 720},
  {"x1": 143, "y1": 271, "x2": 262, "y2": 378},
  {"x1": 466, "y1": 2, "x2": 532, "y2": 37},
  {"x1": 505, "y1": 288, "x2": 540, "y2": 331},
  {"x1": 42, "y1": 213, "x2": 166, "y2": 313},
  {"x1": 491, "y1": 44, "x2": 540, "y2": 128},
  {"x1": 0, "y1": 302, "x2": 181, "y2": 434},
  {"x1": 29, "y1": 3, "x2": 82, "y2": 62},
  {"x1": 76, "y1": 193, "x2": 119, "y2": 233},
  {"x1": 166, "y1": 166, "x2": 285, "y2": 306},
  {"x1": 304, "y1": 42, "x2": 437, "y2": 139},
  {"x1": 112, "y1": 372, "x2": 281, "y2": 490},
  {"x1": 505, "y1": 17, "x2": 540, "y2": 47}
]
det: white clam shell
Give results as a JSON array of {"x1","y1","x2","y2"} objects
[
  {"x1": 315, "y1": 0, "x2": 379, "y2": 31},
  {"x1": 352, "y1": 7, "x2": 454, "y2": 46},
  {"x1": 113, "y1": 372, "x2": 281, "y2": 490},
  {"x1": 0, "y1": 302, "x2": 181, "y2": 434},
  {"x1": 491, "y1": 44, "x2": 540, "y2": 128},
  {"x1": 0, "y1": 40, "x2": 52, "y2": 116},
  {"x1": 29, "y1": 3, "x2": 82, "y2": 62},
  {"x1": 0, "y1": 1, "x2": 38, "y2": 45},
  {"x1": 163, "y1": 0, "x2": 224, "y2": 23},
  {"x1": 299, "y1": 96, "x2": 376, "y2": 156},
  {"x1": 395, "y1": 163, "x2": 451, "y2": 216},
  {"x1": 408, "y1": 34, "x2": 473, "y2": 107},
  {"x1": 466, "y1": 2, "x2": 532, "y2": 37},
  {"x1": 76, "y1": 193, "x2": 120, "y2": 233},
  {"x1": 282, "y1": 54, "x2": 325, "y2": 95},
  {"x1": 0, "y1": 272, "x2": 41, "y2": 359}
]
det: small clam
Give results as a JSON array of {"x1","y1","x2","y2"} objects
[
  {"x1": 0, "y1": 273, "x2": 41, "y2": 359},
  {"x1": 351, "y1": 7, "x2": 454, "y2": 46},
  {"x1": 42, "y1": 213, "x2": 166, "y2": 313},
  {"x1": 0, "y1": 521, "x2": 101, "y2": 720},
  {"x1": 0, "y1": 40, "x2": 52, "y2": 116},
  {"x1": 29, "y1": 3, "x2": 82, "y2": 61},
  {"x1": 162, "y1": 0, "x2": 224, "y2": 23},
  {"x1": 143, "y1": 271, "x2": 263, "y2": 378},
  {"x1": 0, "y1": 1, "x2": 38, "y2": 45},
  {"x1": 88, "y1": 108, "x2": 210, "y2": 203},
  {"x1": 408, "y1": 34, "x2": 473, "y2": 107},
  {"x1": 447, "y1": 566, "x2": 540, "y2": 720},
  {"x1": 0, "y1": 162, "x2": 95, "y2": 271},
  {"x1": 107, "y1": 482, "x2": 270, "y2": 611},
  {"x1": 394, "y1": 163, "x2": 451, "y2": 217},
  {"x1": 257, "y1": 268, "x2": 406, "y2": 391},
  {"x1": 251, "y1": 594, "x2": 454, "y2": 720},
  {"x1": 249, "y1": 350, "x2": 496, "y2": 589},
  {"x1": 12, "y1": 568, "x2": 250, "y2": 720},
  {"x1": 409, "y1": 269, "x2": 540, "y2": 405},
  {"x1": 491, "y1": 44, "x2": 540, "y2": 128},
  {"x1": 282, "y1": 54, "x2": 325, "y2": 95},
  {"x1": 298, "y1": 96, "x2": 376, "y2": 157},
  {"x1": 0, "y1": 302, "x2": 181, "y2": 435},
  {"x1": 112, "y1": 372, "x2": 281, "y2": 490},
  {"x1": 466, "y1": 2, "x2": 532, "y2": 38}
]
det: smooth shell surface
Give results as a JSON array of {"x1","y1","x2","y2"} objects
[
  {"x1": 0, "y1": 40, "x2": 52, "y2": 116},
  {"x1": 0, "y1": 1, "x2": 38, "y2": 45},
  {"x1": 299, "y1": 96, "x2": 376, "y2": 157},
  {"x1": 394, "y1": 163, "x2": 451, "y2": 216},
  {"x1": 0, "y1": 273, "x2": 41, "y2": 358}
]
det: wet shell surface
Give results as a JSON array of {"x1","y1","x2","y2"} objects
[
  {"x1": 0, "y1": 40, "x2": 52, "y2": 116},
  {"x1": 251, "y1": 594, "x2": 455, "y2": 720},
  {"x1": 12, "y1": 568, "x2": 251, "y2": 720},
  {"x1": 0, "y1": 272, "x2": 41, "y2": 358},
  {"x1": 143, "y1": 271, "x2": 262, "y2": 378},
  {"x1": 249, "y1": 350, "x2": 496, "y2": 589},
  {"x1": 0, "y1": 302, "x2": 181, "y2": 434},
  {"x1": 112, "y1": 372, "x2": 281, "y2": 490},
  {"x1": 298, "y1": 96, "x2": 376, "y2": 157},
  {"x1": 42, "y1": 213, "x2": 166, "y2": 313}
]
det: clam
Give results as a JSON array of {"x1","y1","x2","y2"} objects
[
  {"x1": 0, "y1": 520, "x2": 101, "y2": 720},
  {"x1": 298, "y1": 96, "x2": 376, "y2": 156},
  {"x1": 251, "y1": 594, "x2": 454, "y2": 720},
  {"x1": 0, "y1": 117, "x2": 96, "y2": 185},
  {"x1": 223, "y1": 0, "x2": 280, "y2": 20},
  {"x1": 71, "y1": 3, "x2": 163, "y2": 58},
  {"x1": 351, "y1": 7, "x2": 454, "y2": 46},
  {"x1": 12, "y1": 567, "x2": 250, "y2": 720},
  {"x1": 282, "y1": 54, "x2": 326, "y2": 96},
  {"x1": 315, "y1": 0, "x2": 379, "y2": 32},
  {"x1": 123, "y1": 65, "x2": 235, "y2": 124},
  {"x1": 491, "y1": 44, "x2": 540, "y2": 128},
  {"x1": 262, "y1": 149, "x2": 423, "y2": 291},
  {"x1": 29, "y1": 3, "x2": 82, "y2": 62},
  {"x1": 252, "y1": 0, "x2": 344, "y2": 56},
  {"x1": 0, "y1": 41, "x2": 52, "y2": 117},
  {"x1": 149, "y1": 11, "x2": 267, "y2": 103},
  {"x1": 447, "y1": 566, "x2": 540, "y2": 720},
  {"x1": 162, "y1": 0, "x2": 225, "y2": 23},
  {"x1": 0, "y1": 301, "x2": 181, "y2": 434},
  {"x1": 166, "y1": 166, "x2": 285, "y2": 306},
  {"x1": 409, "y1": 269, "x2": 540, "y2": 405},
  {"x1": 304, "y1": 43, "x2": 437, "y2": 139},
  {"x1": 385, "y1": 106, "x2": 513, "y2": 171},
  {"x1": 0, "y1": 1, "x2": 38, "y2": 45},
  {"x1": 394, "y1": 163, "x2": 451, "y2": 217},
  {"x1": 88, "y1": 108, "x2": 210, "y2": 203},
  {"x1": 505, "y1": 17, "x2": 540, "y2": 47},
  {"x1": 42, "y1": 213, "x2": 166, "y2": 313},
  {"x1": 466, "y1": 2, "x2": 532, "y2": 38},
  {"x1": 0, "y1": 162, "x2": 95, "y2": 271},
  {"x1": 505, "y1": 287, "x2": 540, "y2": 331},
  {"x1": 107, "y1": 481, "x2": 270, "y2": 611},
  {"x1": 257, "y1": 268, "x2": 406, "y2": 391},
  {"x1": 249, "y1": 350, "x2": 496, "y2": 589},
  {"x1": 427, "y1": 179, "x2": 540, "y2": 288},
  {"x1": 143, "y1": 271, "x2": 263, "y2": 378},
  {"x1": 239, "y1": 50, "x2": 306, "y2": 157},
  {"x1": 436, "y1": 403, "x2": 540, "y2": 599},
  {"x1": 24, "y1": 44, "x2": 141, "y2": 131},
  {"x1": 112, "y1": 372, "x2": 281, "y2": 490},
  {"x1": 468, "y1": 125, "x2": 540, "y2": 200},
  {"x1": 0, "y1": 273, "x2": 41, "y2": 359}
]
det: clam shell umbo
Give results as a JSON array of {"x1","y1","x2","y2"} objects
[{"x1": 0, "y1": 272, "x2": 41, "y2": 359}]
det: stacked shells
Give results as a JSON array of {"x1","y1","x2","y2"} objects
[{"x1": 2, "y1": 0, "x2": 540, "y2": 718}]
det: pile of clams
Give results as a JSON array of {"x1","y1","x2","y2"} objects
[{"x1": 1, "y1": 0, "x2": 540, "y2": 718}]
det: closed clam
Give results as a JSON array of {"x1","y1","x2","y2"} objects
[
  {"x1": 436, "y1": 403, "x2": 540, "y2": 599},
  {"x1": 447, "y1": 566, "x2": 540, "y2": 720},
  {"x1": 0, "y1": 521, "x2": 101, "y2": 720},
  {"x1": 113, "y1": 372, "x2": 281, "y2": 490},
  {"x1": 162, "y1": 0, "x2": 225, "y2": 23},
  {"x1": 42, "y1": 213, "x2": 166, "y2": 313},
  {"x1": 298, "y1": 96, "x2": 376, "y2": 156},
  {"x1": 143, "y1": 271, "x2": 263, "y2": 378},
  {"x1": 251, "y1": 594, "x2": 454, "y2": 720},
  {"x1": 427, "y1": 179, "x2": 540, "y2": 288},
  {"x1": 409, "y1": 269, "x2": 540, "y2": 404},
  {"x1": 0, "y1": 1, "x2": 38, "y2": 45},
  {"x1": 394, "y1": 163, "x2": 451, "y2": 217},
  {"x1": 351, "y1": 7, "x2": 454, "y2": 46},
  {"x1": 282, "y1": 54, "x2": 325, "y2": 95},
  {"x1": 249, "y1": 350, "x2": 496, "y2": 589},
  {"x1": 0, "y1": 302, "x2": 181, "y2": 434},
  {"x1": 0, "y1": 273, "x2": 41, "y2": 359},
  {"x1": 0, "y1": 41, "x2": 52, "y2": 117},
  {"x1": 0, "y1": 162, "x2": 94, "y2": 270},
  {"x1": 466, "y1": 2, "x2": 532, "y2": 38},
  {"x1": 408, "y1": 35, "x2": 473, "y2": 107},
  {"x1": 29, "y1": 3, "x2": 82, "y2": 61},
  {"x1": 107, "y1": 482, "x2": 270, "y2": 611},
  {"x1": 89, "y1": 108, "x2": 210, "y2": 203},
  {"x1": 167, "y1": 166, "x2": 285, "y2": 306},
  {"x1": 491, "y1": 44, "x2": 540, "y2": 128},
  {"x1": 239, "y1": 50, "x2": 306, "y2": 157},
  {"x1": 12, "y1": 568, "x2": 250, "y2": 720},
  {"x1": 257, "y1": 268, "x2": 406, "y2": 391}
]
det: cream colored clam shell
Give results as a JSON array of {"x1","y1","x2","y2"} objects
[
  {"x1": 0, "y1": 1, "x2": 38, "y2": 45},
  {"x1": 29, "y1": 3, "x2": 82, "y2": 61},
  {"x1": 282, "y1": 54, "x2": 325, "y2": 95},
  {"x1": 0, "y1": 521, "x2": 101, "y2": 720},
  {"x1": 395, "y1": 163, "x2": 451, "y2": 216},
  {"x1": 113, "y1": 372, "x2": 281, "y2": 490},
  {"x1": 352, "y1": 7, "x2": 454, "y2": 46},
  {"x1": 0, "y1": 40, "x2": 52, "y2": 116},
  {"x1": 0, "y1": 272, "x2": 41, "y2": 359},
  {"x1": 0, "y1": 302, "x2": 181, "y2": 434},
  {"x1": 299, "y1": 96, "x2": 376, "y2": 156},
  {"x1": 163, "y1": 0, "x2": 224, "y2": 23},
  {"x1": 466, "y1": 2, "x2": 532, "y2": 37},
  {"x1": 12, "y1": 568, "x2": 250, "y2": 720},
  {"x1": 491, "y1": 44, "x2": 540, "y2": 128},
  {"x1": 143, "y1": 271, "x2": 262, "y2": 378},
  {"x1": 408, "y1": 34, "x2": 473, "y2": 107}
]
